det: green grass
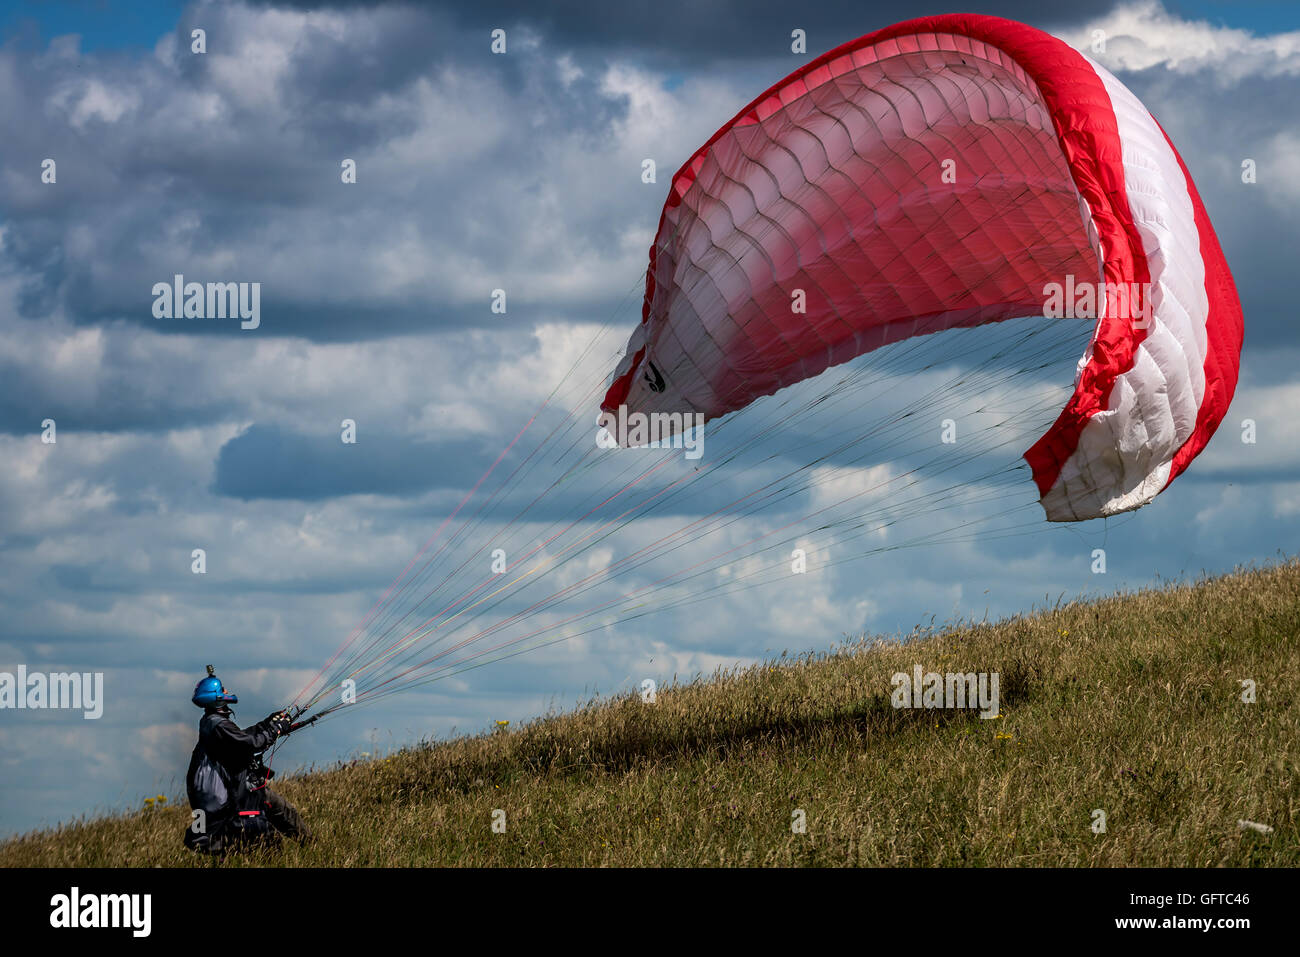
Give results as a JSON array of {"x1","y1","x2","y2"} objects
[{"x1": 4, "y1": 560, "x2": 1299, "y2": 867}]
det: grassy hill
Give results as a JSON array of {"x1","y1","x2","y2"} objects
[{"x1": 4, "y1": 560, "x2": 1299, "y2": 867}]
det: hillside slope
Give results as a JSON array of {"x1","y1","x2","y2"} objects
[{"x1": 4, "y1": 561, "x2": 1299, "y2": 867}]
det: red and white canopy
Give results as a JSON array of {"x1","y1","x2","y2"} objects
[{"x1": 603, "y1": 14, "x2": 1243, "y2": 521}]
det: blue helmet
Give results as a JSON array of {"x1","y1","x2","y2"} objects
[{"x1": 192, "y1": 665, "x2": 238, "y2": 709}]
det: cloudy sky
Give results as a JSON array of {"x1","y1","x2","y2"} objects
[{"x1": 0, "y1": 0, "x2": 1296, "y2": 838}]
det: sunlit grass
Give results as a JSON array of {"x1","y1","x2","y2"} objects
[{"x1": 4, "y1": 560, "x2": 1298, "y2": 867}]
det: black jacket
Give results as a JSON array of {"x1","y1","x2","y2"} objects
[
  {"x1": 192, "y1": 709, "x2": 277, "y2": 779},
  {"x1": 185, "y1": 709, "x2": 278, "y2": 834}
]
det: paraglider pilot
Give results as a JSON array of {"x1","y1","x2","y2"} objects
[{"x1": 184, "y1": 665, "x2": 310, "y2": 853}]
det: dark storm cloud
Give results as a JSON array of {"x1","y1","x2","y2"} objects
[
  {"x1": 0, "y1": 330, "x2": 233, "y2": 433},
  {"x1": 213, "y1": 422, "x2": 491, "y2": 498},
  {"x1": 253, "y1": 0, "x2": 1125, "y2": 62}
]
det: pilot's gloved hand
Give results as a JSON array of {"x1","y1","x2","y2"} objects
[{"x1": 265, "y1": 710, "x2": 293, "y2": 737}]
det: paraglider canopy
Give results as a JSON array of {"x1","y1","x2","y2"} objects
[
  {"x1": 286, "y1": 16, "x2": 1244, "y2": 728},
  {"x1": 602, "y1": 13, "x2": 1242, "y2": 521}
]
